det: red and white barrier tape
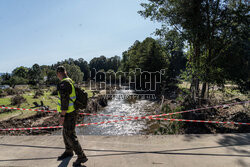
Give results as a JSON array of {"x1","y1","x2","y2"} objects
[
  {"x1": 0, "y1": 126, "x2": 63, "y2": 131},
  {"x1": 80, "y1": 101, "x2": 249, "y2": 118},
  {"x1": 0, "y1": 106, "x2": 57, "y2": 113},
  {"x1": 1, "y1": 114, "x2": 250, "y2": 131},
  {"x1": 0, "y1": 100, "x2": 249, "y2": 131},
  {"x1": 1, "y1": 101, "x2": 249, "y2": 119},
  {"x1": 147, "y1": 117, "x2": 250, "y2": 125}
]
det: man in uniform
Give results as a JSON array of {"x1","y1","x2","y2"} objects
[{"x1": 56, "y1": 66, "x2": 88, "y2": 166}]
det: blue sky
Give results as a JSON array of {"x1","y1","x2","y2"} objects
[{"x1": 0, "y1": 0, "x2": 160, "y2": 73}]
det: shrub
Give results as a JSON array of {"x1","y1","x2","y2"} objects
[
  {"x1": 5, "y1": 88, "x2": 18, "y2": 95},
  {"x1": 34, "y1": 89, "x2": 44, "y2": 99},
  {"x1": 24, "y1": 88, "x2": 32, "y2": 93},
  {"x1": 29, "y1": 85, "x2": 39, "y2": 90},
  {"x1": 11, "y1": 95, "x2": 27, "y2": 106},
  {"x1": 51, "y1": 89, "x2": 58, "y2": 96},
  {"x1": 0, "y1": 90, "x2": 8, "y2": 97}
]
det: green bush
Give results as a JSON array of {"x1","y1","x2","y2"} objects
[
  {"x1": 155, "y1": 105, "x2": 184, "y2": 135},
  {"x1": 5, "y1": 88, "x2": 18, "y2": 95},
  {"x1": 11, "y1": 95, "x2": 27, "y2": 106},
  {"x1": 0, "y1": 91, "x2": 8, "y2": 97},
  {"x1": 33, "y1": 89, "x2": 44, "y2": 98},
  {"x1": 29, "y1": 85, "x2": 39, "y2": 90},
  {"x1": 0, "y1": 89, "x2": 8, "y2": 97}
]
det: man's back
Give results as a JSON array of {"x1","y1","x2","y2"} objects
[{"x1": 57, "y1": 78, "x2": 72, "y2": 111}]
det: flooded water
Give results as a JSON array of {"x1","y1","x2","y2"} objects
[{"x1": 53, "y1": 89, "x2": 157, "y2": 136}]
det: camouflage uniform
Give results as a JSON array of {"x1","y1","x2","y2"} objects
[{"x1": 57, "y1": 79, "x2": 86, "y2": 157}]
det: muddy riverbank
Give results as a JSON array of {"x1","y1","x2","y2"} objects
[{"x1": 0, "y1": 95, "x2": 109, "y2": 135}]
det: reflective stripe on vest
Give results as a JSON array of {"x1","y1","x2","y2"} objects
[{"x1": 57, "y1": 78, "x2": 76, "y2": 113}]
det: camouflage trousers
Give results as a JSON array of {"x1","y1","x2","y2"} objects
[{"x1": 63, "y1": 110, "x2": 86, "y2": 157}]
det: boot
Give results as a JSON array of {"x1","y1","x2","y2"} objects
[
  {"x1": 72, "y1": 156, "x2": 88, "y2": 166},
  {"x1": 57, "y1": 151, "x2": 74, "y2": 161}
]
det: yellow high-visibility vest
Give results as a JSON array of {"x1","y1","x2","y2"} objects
[{"x1": 57, "y1": 78, "x2": 76, "y2": 113}]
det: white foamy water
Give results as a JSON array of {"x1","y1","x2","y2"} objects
[{"x1": 54, "y1": 89, "x2": 156, "y2": 136}]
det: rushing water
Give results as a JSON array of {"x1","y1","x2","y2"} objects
[{"x1": 53, "y1": 89, "x2": 156, "y2": 136}]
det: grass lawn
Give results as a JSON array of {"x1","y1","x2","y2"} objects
[
  {"x1": 0, "y1": 90, "x2": 57, "y2": 120},
  {"x1": 177, "y1": 81, "x2": 190, "y2": 89},
  {"x1": 177, "y1": 80, "x2": 249, "y2": 102},
  {"x1": 85, "y1": 89, "x2": 93, "y2": 98},
  {"x1": 0, "y1": 97, "x2": 11, "y2": 106},
  {"x1": 0, "y1": 87, "x2": 93, "y2": 121}
]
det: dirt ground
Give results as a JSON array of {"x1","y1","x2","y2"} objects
[{"x1": 0, "y1": 96, "x2": 108, "y2": 135}]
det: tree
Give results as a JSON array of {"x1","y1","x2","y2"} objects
[
  {"x1": 106, "y1": 56, "x2": 121, "y2": 72},
  {"x1": 212, "y1": 1, "x2": 250, "y2": 92},
  {"x1": 158, "y1": 30, "x2": 187, "y2": 80},
  {"x1": 139, "y1": 0, "x2": 249, "y2": 102},
  {"x1": 12, "y1": 66, "x2": 29, "y2": 79},
  {"x1": 73, "y1": 58, "x2": 90, "y2": 81},
  {"x1": 1, "y1": 70, "x2": 28, "y2": 87},
  {"x1": 46, "y1": 69, "x2": 59, "y2": 85},
  {"x1": 89, "y1": 56, "x2": 107, "y2": 72},
  {"x1": 53, "y1": 58, "x2": 91, "y2": 82},
  {"x1": 121, "y1": 37, "x2": 168, "y2": 72},
  {"x1": 120, "y1": 38, "x2": 169, "y2": 91},
  {"x1": 9, "y1": 76, "x2": 28, "y2": 88},
  {"x1": 9, "y1": 66, "x2": 29, "y2": 86},
  {"x1": 28, "y1": 64, "x2": 42, "y2": 85},
  {"x1": 157, "y1": 29, "x2": 185, "y2": 53},
  {"x1": 63, "y1": 64, "x2": 84, "y2": 84},
  {"x1": 0, "y1": 73, "x2": 11, "y2": 84},
  {"x1": 139, "y1": 0, "x2": 209, "y2": 101}
]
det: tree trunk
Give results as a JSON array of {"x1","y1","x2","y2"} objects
[
  {"x1": 194, "y1": 39, "x2": 201, "y2": 103},
  {"x1": 207, "y1": 83, "x2": 210, "y2": 99},
  {"x1": 190, "y1": 78, "x2": 195, "y2": 100},
  {"x1": 201, "y1": 82, "x2": 207, "y2": 99}
]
